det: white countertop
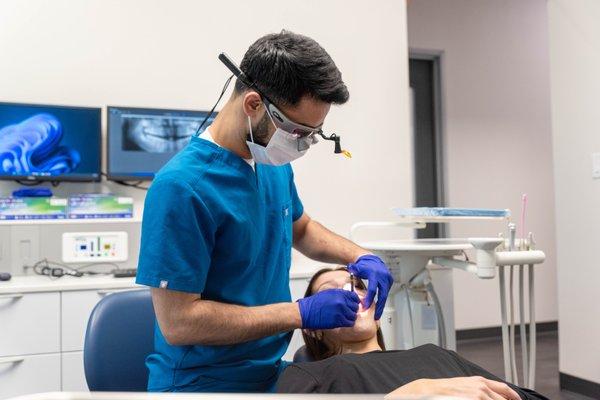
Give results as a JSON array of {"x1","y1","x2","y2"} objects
[
  {"x1": 0, "y1": 274, "x2": 140, "y2": 294},
  {"x1": 0, "y1": 264, "x2": 320, "y2": 295}
]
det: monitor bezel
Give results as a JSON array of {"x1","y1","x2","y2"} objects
[
  {"x1": 106, "y1": 105, "x2": 213, "y2": 182},
  {"x1": 0, "y1": 101, "x2": 102, "y2": 183}
]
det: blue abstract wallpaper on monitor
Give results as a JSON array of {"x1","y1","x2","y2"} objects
[{"x1": 0, "y1": 104, "x2": 100, "y2": 179}]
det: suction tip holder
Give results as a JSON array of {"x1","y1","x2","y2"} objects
[
  {"x1": 318, "y1": 132, "x2": 352, "y2": 158},
  {"x1": 469, "y1": 238, "x2": 503, "y2": 279}
]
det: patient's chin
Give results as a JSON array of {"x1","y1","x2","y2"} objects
[
  {"x1": 336, "y1": 314, "x2": 378, "y2": 342},
  {"x1": 325, "y1": 298, "x2": 378, "y2": 344}
]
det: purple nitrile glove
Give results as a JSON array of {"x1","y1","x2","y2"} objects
[
  {"x1": 347, "y1": 254, "x2": 393, "y2": 320},
  {"x1": 297, "y1": 289, "x2": 360, "y2": 330}
]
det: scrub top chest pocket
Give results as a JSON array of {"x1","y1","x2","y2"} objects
[{"x1": 263, "y1": 200, "x2": 293, "y2": 263}]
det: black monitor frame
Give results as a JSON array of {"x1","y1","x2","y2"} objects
[
  {"x1": 0, "y1": 101, "x2": 102, "y2": 183},
  {"x1": 106, "y1": 105, "x2": 213, "y2": 181}
]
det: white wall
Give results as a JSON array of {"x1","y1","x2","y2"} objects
[
  {"x1": 548, "y1": 0, "x2": 600, "y2": 385},
  {"x1": 407, "y1": 0, "x2": 558, "y2": 329},
  {"x1": 0, "y1": 0, "x2": 414, "y2": 268}
]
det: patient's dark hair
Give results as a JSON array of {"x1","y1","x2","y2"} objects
[
  {"x1": 234, "y1": 30, "x2": 349, "y2": 107},
  {"x1": 302, "y1": 267, "x2": 386, "y2": 361}
]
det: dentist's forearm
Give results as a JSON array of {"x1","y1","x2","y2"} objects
[
  {"x1": 293, "y1": 214, "x2": 369, "y2": 264},
  {"x1": 152, "y1": 288, "x2": 302, "y2": 346}
]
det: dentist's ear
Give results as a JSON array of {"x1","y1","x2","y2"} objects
[{"x1": 242, "y1": 91, "x2": 263, "y2": 119}]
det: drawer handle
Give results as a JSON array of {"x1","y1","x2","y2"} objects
[
  {"x1": 0, "y1": 356, "x2": 25, "y2": 365},
  {"x1": 0, "y1": 293, "x2": 24, "y2": 300},
  {"x1": 97, "y1": 289, "x2": 134, "y2": 296}
]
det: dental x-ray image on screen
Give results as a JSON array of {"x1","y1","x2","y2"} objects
[
  {"x1": 121, "y1": 114, "x2": 200, "y2": 153},
  {"x1": 107, "y1": 106, "x2": 214, "y2": 180},
  {"x1": 0, "y1": 102, "x2": 101, "y2": 181}
]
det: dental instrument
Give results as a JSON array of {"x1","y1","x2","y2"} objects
[
  {"x1": 342, "y1": 274, "x2": 356, "y2": 293},
  {"x1": 508, "y1": 223, "x2": 518, "y2": 385},
  {"x1": 350, "y1": 207, "x2": 544, "y2": 390},
  {"x1": 499, "y1": 258, "x2": 511, "y2": 382},
  {"x1": 519, "y1": 195, "x2": 530, "y2": 388}
]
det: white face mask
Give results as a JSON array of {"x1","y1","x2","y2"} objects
[{"x1": 246, "y1": 115, "x2": 315, "y2": 166}]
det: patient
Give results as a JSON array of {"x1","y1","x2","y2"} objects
[{"x1": 277, "y1": 267, "x2": 548, "y2": 400}]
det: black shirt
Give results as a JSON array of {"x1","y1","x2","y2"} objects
[{"x1": 276, "y1": 344, "x2": 548, "y2": 399}]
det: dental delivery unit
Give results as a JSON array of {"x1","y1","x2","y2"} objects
[{"x1": 350, "y1": 205, "x2": 544, "y2": 390}]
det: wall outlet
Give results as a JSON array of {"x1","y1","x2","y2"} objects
[{"x1": 10, "y1": 226, "x2": 40, "y2": 274}]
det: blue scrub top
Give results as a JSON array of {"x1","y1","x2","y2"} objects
[{"x1": 136, "y1": 136, "x2": 304, "y2": 392}]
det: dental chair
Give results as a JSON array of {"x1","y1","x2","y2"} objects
[
  {"x1": 293, "y1": 345, "x2": 315, "y2": 363},
  {"x1": 83, "y1": 289, "x2": 155, "y2": 391}
]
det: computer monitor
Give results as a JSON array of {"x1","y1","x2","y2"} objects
[
  {"x1": 107, "y1": 106, "x2": 215, "y2": 181},
  {"x1": 0, "y1": 102, "x2": 101, "y2": 182}
]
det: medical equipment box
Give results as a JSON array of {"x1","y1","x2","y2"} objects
[
  {"x1": 0, "y1": 197, "x2": 67, "y2": 220},
  {"x1": 67, "y1": 194, "x2": 133, "y2": 219}
]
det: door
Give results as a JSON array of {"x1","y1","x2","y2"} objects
[{"x1": 409, "y1": 55, "x2": 445, "y2": 239}]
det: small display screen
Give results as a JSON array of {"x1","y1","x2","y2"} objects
[
  {"x1": 0, "y1": 102, "x2": 101, "y2": 181},
  {"x1": 107, "y1": 106, "x2": 214, "y2": 180}
]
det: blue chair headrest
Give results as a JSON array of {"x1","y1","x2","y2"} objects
[
  {"x1": 84, "y1": 289, "x2": 154, "y2": 391},
  {"x1": 293, "y1": 345, "x2": 316, "y2": 363}
]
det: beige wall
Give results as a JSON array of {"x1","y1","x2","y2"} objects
[
  {"x1": 407, "y1": 0, "x2": 558, "y2": 329},
  {"x1": 548, "y1": 0, "x2": 600, "y2": 384},
  {"x1": 0, "y1": 0, "x2": 414, "y2": 265}
]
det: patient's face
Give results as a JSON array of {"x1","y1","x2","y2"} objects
[{"x1": 310, "y1": 270, "x2": 379, "y2": 344}]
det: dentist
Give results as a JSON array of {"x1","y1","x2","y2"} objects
[{"x1": 136, "y1": 30, "x2": 393, "y2": 393}]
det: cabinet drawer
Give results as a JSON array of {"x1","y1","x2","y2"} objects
[
  {"x1": 61, "y1": 288, "x2": 141, "y2": 352},
  {"x1": 62, "y1": 351, "x2": 88, "y2": 392},
  {"x1": 0, "y1": 353, "x2": 61, "y2": 399},
  {"x1": 0, "y1": 292, "x2": 60, "y2": 357}
]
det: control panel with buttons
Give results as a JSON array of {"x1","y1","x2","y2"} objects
[{"x1": 62, "y1": 231, "x2": 128, "y2": 263}]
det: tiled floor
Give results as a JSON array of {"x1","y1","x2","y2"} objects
[{"x1": 456, "y1": 331, "x2": 595, "y2": 400}]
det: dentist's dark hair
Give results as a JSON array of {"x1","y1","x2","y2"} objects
[
  {"x1": 301, "y1": 267, "x2": 385, "y2": 361},
  {"x1": 234, "y1": 30, "x2": 349, "y2": 106}
]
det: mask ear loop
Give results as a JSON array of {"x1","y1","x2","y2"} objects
[
  {"x1": 249, "y1": 102, "x2": 276, "y2": 146},
  {"x1": 247, "y1": 116, "x2": 256, "y2": 143}
]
